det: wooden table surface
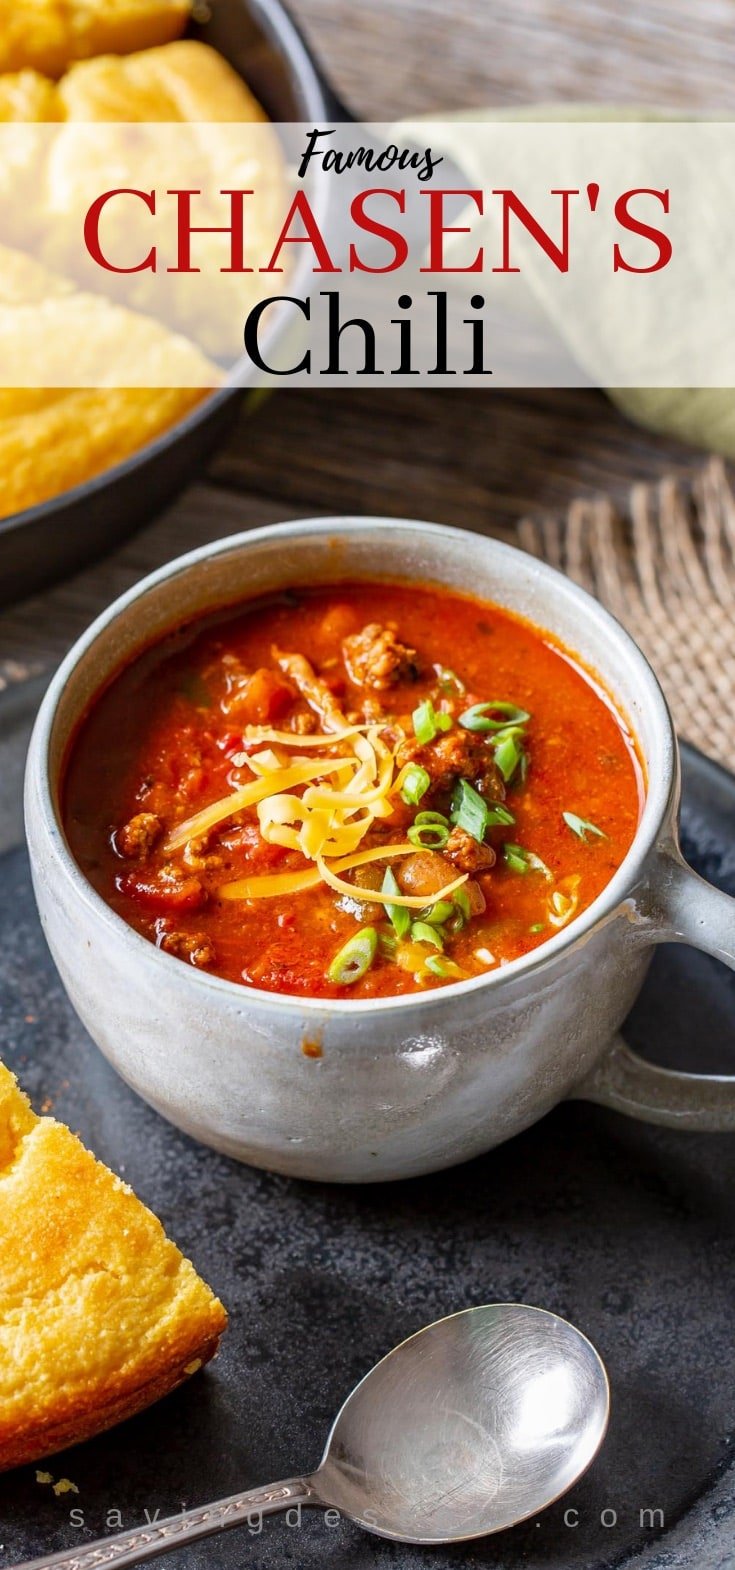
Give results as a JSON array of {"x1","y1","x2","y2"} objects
[{"x1": 1, "y1": 0, "x2": 732, "y2": 672}]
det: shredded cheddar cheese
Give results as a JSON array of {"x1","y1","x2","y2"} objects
[
  {"x1": 219, "y1": 866, "x2": 323, "y2": 900},
  {"x1": 165, "y1": 720, "x2": 468, "y2": 907},
  {"x1": 163, "y1": 757, "x2": 353, "y2": 853},
  {"x1": 315, "y1": 850, "x2": 468, "y2": 909},
  {"x1": 219, "y1": 843, "x2": 465, "y2": 907},
  {"x1": 242, "y1": 725, "x2": 367, "y2": 748}
]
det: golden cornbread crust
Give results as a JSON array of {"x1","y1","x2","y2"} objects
[
  {"x1": 0, "y1": 1063, "x2": 227, "y2": 1472},
  {"x1": 0, "y1": 1332, "x2": 224, "y2": 1473},
  {"x1": 0, "y1": 0, "x2": 190, "y2": 80},
  {"x1": 0, "y1": 385, "x2": 212, "y2": 519}
]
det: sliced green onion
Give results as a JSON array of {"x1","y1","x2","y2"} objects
[
  {"x1": 450, "y1": 778, "x2": 489, "y2": 842},
  {"x1": 451, "y1": 779, "x2": 515, "y2": 842},
  {"x1": 562, "y1": 812, "x2": 607, "y2": 843},
  {"x1": 503, "y1": 843, "x2": 553, "y2": 879},
  {"x1": 407, "y1": 820, "x2": 450, "y2": 849},
  {"x1": 493, "y1": 728, "x2": 526, "y2": 783},
  {"x1": 433, "y1": 664, "x2": 466, "y2": 696},
  {"x1": 415, "y1": 809, "x2": 449, "y2": 827},
  {"x1": 400, "y1": 764, "x2": 431, "y2": 807},
  {"x1": 327, "y1": 927, "x2": 378, "y2": 986},
  {"x1": 412, "y1": 699, "x2": 453, "y2": 745},
  {"x1": 446, "y1": 886, "x2": 472, "y2": 934},
  {"x1": 491, "y1": 722, "x2": 523, "y2": 740},
  {"x1": 421, "y1": 899, "x2": 455, "y2": 927},
  {"x1": 459, "y1": 701, "x2": 530, "y2": 734},
  {"x1": 529, "y1": 922, "x2": 545, "y2": 933},
  {"x1": 410, "y1": 921, "x2": 444, "y2": 949},
  {"x1": 381, "y1": 866, "x2": 410, "y2": 939},
  {"x1": 453, "y1": 887, "x2": 472, "y2": 921},
  {"x1": 486, "y1": 801, "x2": 516, "y2": 828},
  {"x1": 424, "y1": 953, "x2": 465, "y2": 980},
  {"x1": 504, "y1": 842, "x2": 531, "y2": 875}
]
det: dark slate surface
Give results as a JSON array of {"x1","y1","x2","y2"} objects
[{"x1": 0, "y1": 723, "x2": 733, "y2": 1570}]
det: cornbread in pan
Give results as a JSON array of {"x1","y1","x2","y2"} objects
[
  {"x1": 0, "y1": 41, "x2": 284, "y2": 358},
  {"x1": 48, "y1": 42, "x2": 284, "y2": 355},
  {"x1": 0, "y1": 384, "x2": 214, "y2": 518},
  {"x1": 0, "y1": 0, "x2": 190, "y2": 79},
  {"x1": 0, "y1": 1061, "x2": 227, "y2": 1472},
  {"x1": 0, "y1": 69, "x2": 61, "y2": 120},
  {"x1": 55, "y1": 37, "x2": 268, "y2": 121},
  {"x1": 0, "y1": 39, "x2": 282, "y2": 511},
  {"x1": 0, "y1": 39, "x2": 267, "y2": 122},
  {"x1": 0, "y1": 243, "x2": 218, "y2": 519}
]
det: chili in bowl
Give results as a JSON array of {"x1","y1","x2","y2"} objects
[
  {"x1": 25, "y1": 519, "x2": 735, "y2": 1181},
  {"x1": 62, "y1": 581, "x2": 642, "y2": 1000}
]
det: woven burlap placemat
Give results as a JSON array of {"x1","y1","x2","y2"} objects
[{"x1": 517, "y1": 456, "x2": 735, "y2": 773}]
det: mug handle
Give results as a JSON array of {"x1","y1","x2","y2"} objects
[{"x1": 572, "y1": 847, "x2": 735, "y2": 1130}]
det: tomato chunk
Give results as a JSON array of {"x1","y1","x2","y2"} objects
[
  {"x1": 241, "y1": 668, "x2": 294, "y2": 724},
  {"x1": 119, "y1": 869, "x2": 205, "y2": 913}
]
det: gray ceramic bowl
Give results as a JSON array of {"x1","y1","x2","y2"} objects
[{"x1": 24, "y1": 519, "x2": 735, "y2": 1181}]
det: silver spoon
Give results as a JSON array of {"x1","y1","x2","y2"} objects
[{"x1": 14, "y1": 1304, "x2": 609, "y2": 1568}]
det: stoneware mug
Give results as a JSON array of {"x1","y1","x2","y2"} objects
[{"x1": 25, "y1": 518, "x2": 735, "y2": 1181}]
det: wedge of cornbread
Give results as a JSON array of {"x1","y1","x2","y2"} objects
[
  {"x1": 0, "y1": 0, "x2": 190, "y2": 79},
  {"x1": 0, "y1": 1061, "x2": 227, "y2": 1471},
  {"x1": 0, "y1": 243, "x2": 218, "y2": 518}
]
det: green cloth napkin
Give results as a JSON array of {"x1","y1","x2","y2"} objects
[{"x1": 401, "y1": 106, "x2": 734, "y2": 461}]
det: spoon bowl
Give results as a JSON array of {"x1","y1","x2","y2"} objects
[{"x1": 317, "y1": 1304, "x2": 610, "y2": 1542}]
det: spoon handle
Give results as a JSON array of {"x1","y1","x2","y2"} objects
[{"x1": 10, "y1": 1477, "x2": 320, "y2": 1570}]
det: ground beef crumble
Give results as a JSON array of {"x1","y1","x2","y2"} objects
[
  {"x1": 342, "y1": 623, "x2": 419, "y2": 690},
  {"x1": 115, "y1": 812, "x2": 162, "y2": 859},
  {"x1": 159, "y1": 929, "x2": 216, "y2": 968},
  {"x1": 396, "y1": 729, "x2": 506, "y2": 801},
  {"x1": 444, "y1": 826, "x2": 496, "y2": 874}
]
